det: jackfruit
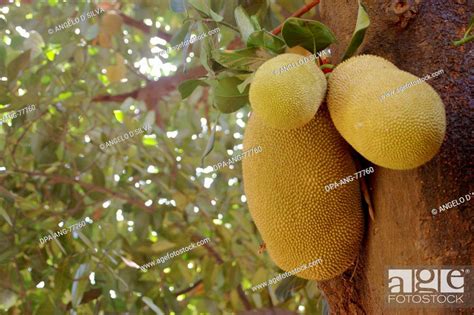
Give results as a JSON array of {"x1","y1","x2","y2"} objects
[
  {"x1": 286, "y1": 45, "x2": 312, "y2": 57},
  {"x1": 242, "y1": 107, "x2": 364, "y2": 281},
  {"x1": 338, "y1": 54, "x2": 397, "y2": 72},
  {"x1": 249, "y1": 53, "x2": 327, "y2": 130},
  {"x1": 328, "y1": 57, "x2": 446, "y2": 170}
]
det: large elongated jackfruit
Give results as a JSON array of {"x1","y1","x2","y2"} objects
[
  {"x1": 328, "y1": 56, "x2": 446, "y2": 170},
  {"x1": 242, "y1": 107, "x2": 364, "y2": 281}
]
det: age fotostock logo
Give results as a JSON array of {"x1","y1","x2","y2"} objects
[{"x1": 387, "y1": 267, "x2": 473, "y2": 307}]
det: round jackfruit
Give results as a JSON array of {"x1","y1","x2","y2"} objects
[
  {"x1": 328, "y1": 62, "x2": 446, "y2": 170},
  {"x1": 242, "y1": 107, "x2": 364, "y2": 281},
  {"x1": 249, "y1": 53, "x2": 327, "y2": 130}
]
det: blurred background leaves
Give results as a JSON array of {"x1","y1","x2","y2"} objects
[{"x1": 0, "y1": 0, "x2": 328, "y2": 314}]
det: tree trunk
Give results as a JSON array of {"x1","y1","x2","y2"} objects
[{"x1": 315, "y1": 1, "x2": 473, "y2": 314}]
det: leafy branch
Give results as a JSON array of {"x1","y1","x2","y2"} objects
[{"x1": 271, "y1": 0, "x2": 321, "y2": 35}]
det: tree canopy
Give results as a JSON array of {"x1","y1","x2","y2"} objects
[{"x1": 0, "y1": 0, "x2": 337, "y2": 314}]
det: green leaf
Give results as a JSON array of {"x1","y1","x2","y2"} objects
[
  {"x1": 178, "y1": 79, "x2": 208, "y2": 99},
  {"x1": 188, "y1": 0, "x2": 209, "y2": 14},
  {"x1": 0, "y1": 248, "x2": 17, "y2": 263},
  {"x1": 143, "y1": 134, "x2": 158, "y2": 146},
  {"x1": 212, "y1": 47, "x2": 272, "y2": 72},
  {"x1": 170, "y1": 21, "x2": 192, "y2": 47},
  {"x1": 113, "y1": 110, "x2": 124, "y2": 123},
  {"x1": 0, "y1": 208, "x2": 12, "y2": 226},
  {"x1": 342, "y1": 1, "x2": 370, "y2": 61},
  {"x1": 209, "y1": 10, "x2": 224, "y2": 22},
  {"x1": 237, "y1": 73, "x2": 254, "y2": 93},
  {"x1": 34, "y1": 296, "x2": 56, "y2": 315},
  {"x1": 66, "y1": 289, "x2": 102, "y2": 310},
  {"x1": 202, "y1": 256, "x2": 217, "y2": 291},
  {"x1": 198, "y1": 22, "x2": 213, "y2": 73},
  {"x1": 54, "y1": 91, "x2": 72, "y2": 102},
  {"x1": 0, "y1": 45, "x2": 6, "y2": 75},
  {"x1": 188, "y1": 0, "x2": 221, "y2": 21},
  {"x1": 54, "y1": 259, "x2": 71, "y2": 295},
  {"x1": 7, "y1": 50, "x2": 31, "y2": 81},
  {"x1": 200, "y1": 114, "x2": 219, "y2": 166},
  {"x1": 234, "y1": 6, "x2": 256, "y2": 42},
  {"x1": 71, "y1": 263, "x2": 90, "y2": 308},
  {"x1": 91, "y1": 164, "x2": 105, "y2": 186},
  {"x1": 149, "y1": 239, "x2": 176, "y2": 253},
  {"x1": 247, "y1": 30, "x2": 286, "y2": 53},
  {"x1": 212, "y1": 76, "x2": 249, "y2": 114},
  {"x1": 281, "y1": 18, "x2": 336, "y2": 53},
  {"x1": 250, "y1": 16, "x2": 261, "y2": 30},
  {"x1": 142, "y1": 296, "x2": 165, "y2": 315},
  {"x1": 23, "y1": 31, "x2": 44, "y2": 59}
]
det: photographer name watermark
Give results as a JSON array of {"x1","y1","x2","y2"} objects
[
  {"x1": 380, "y1": 69, "x2": 444, "y2": 101},
  {"x1": 0, "y1": 104, "x2": 36, "y2": 123},
  {"x1": 387, "y1": 266, "x2": 473, "y2": 307},
  {"x1": 48, "y1": 8, "x2": 105, "y2": 35},
  {"x1": 325, "y1": 166, "x2": 374, "y2": 192},
  {"x1": 212, "y1": 145, "x2": 262, "y2": 171},
  {"x1": 273, "y1": 48, "x2": 331, "y2": 75},
  {"x1": 431, "y1": 192, "x2": 473, "y2": 216},
  {"x1": 39, "y1": 217, "x2": 94, "y2": 245},
  {"x1": 100, "y1": 124, "x2": 151, "y2": 151},
  {"x1": 159, "y1": 27, "x2": 220, "y2": 57},
  {"x1": 140, "y1": 238, "x2": 211, "y2": 271}
]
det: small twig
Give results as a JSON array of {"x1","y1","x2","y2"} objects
[
  {"x1": 237, "y1": 285, "x2": 252, "y2": 310},
  {"x1": 349, "y1": 255, "x2": 360, "y2": 282},
  {"x1": 200, "y1": 18, "x2": 240, "y2": 33},
  {"x1": 453, "y1": 35, "x2": 474, "y2": 47},
  {"x1": 271, "y1": 0, "x2": 321, "y2": 35},
  {"x1": 174, "y1": 279, "x2": 203, "y2": 296}
]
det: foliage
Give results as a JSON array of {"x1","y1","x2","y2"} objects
[
  {"x1": 0, "y1": 0, "x2": 368, "y2": 313},
  {"x1": 341, "y1": 1, "x2": 369, "y2": 61}
]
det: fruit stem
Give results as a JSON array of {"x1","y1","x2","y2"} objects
[{"x1": 271, "y1": 0, "x2": 321, "y2": 35}]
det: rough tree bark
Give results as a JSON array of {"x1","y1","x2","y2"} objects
[{"x1": 315, "y1": 1, "x2": 473, "y2": 314}]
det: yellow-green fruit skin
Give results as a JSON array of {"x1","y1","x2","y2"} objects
[
  {"x1": 242, "y1": 108, "x2": 364, "y2": 281},
  {"x1": 328, "y1": 58, "x2": 446, "y2": 170},
  {"x1": 249, "y1": 53, "x2": 327, "y2": 130},
  {"x1": 337, "y1": 54, "x2": 398, "y2": 72}
]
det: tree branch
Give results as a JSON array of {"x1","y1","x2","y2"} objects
[
  {"x1": 10, "y1": 169, "x2": 155, "y2": 213},
  {"x1": 271, "y1": 0, "x2": 321, "y2": 35},
  {"x1": 118, "y1": 12, "x2": 172, "y2": 41},
  {"x1": 92, "y1": 89, "x2": 139, "y2": 103}
]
